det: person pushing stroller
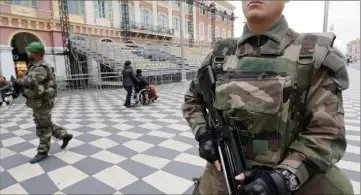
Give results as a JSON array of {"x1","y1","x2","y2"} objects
[{"x1": 135, "y1": 69, "x2": 158, "y2": 101}]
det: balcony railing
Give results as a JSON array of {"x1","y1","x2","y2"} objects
[{"x1": 120, "y1": 22, "x2": 175, "y2": 36}]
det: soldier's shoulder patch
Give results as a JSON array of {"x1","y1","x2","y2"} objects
[
  {"x1": 322, "y1": 47, "x2": 347, "y2": 72},
  {"x1": 38, "y1": 62, "x2": 52, "y2": 71},
  {"x1": 294, "y1": 32, "x2": 335, "y2": 48},
  {"x1": 330, "y1": 47, "x2": 347, "y2": 62},
  {"x1": 213, "y1": 38, "x2": 238, "y2": 56}
]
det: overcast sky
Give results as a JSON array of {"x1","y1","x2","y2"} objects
[{"x1": 228, "y1": 1, "x2": 360, "y2": 53}]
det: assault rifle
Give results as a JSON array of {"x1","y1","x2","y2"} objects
[
  {"x1": 197, "y1": 60, "x2": 247, "y2": 195},
  {"x1": 10, "y1": 75, "x2": 21, "y2": 99}
]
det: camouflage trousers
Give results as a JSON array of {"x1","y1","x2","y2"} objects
[
  {"x1": 32, "y1": 107, "x2": 67, "y2": 153},
  {"x1": 193, "y1": 162, "x2": 354, "y2": 195}
]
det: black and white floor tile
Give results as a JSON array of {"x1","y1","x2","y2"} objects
[{"x1": 0, "y1": 68, "x2": 359, "y2": 194}]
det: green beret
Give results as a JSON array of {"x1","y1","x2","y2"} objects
[{"x1": 26, "y1": 42, "x2": 45, "y2": 53}]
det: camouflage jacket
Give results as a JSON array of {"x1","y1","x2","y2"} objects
[
  {"x1": 18, "y1": 60, "x2": 57, "y2": 108},
  {"x1": 182, "y1": 15, "x2": 349, "y2": 186}
]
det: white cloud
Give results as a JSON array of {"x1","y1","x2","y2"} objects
[{"x1": 228, "y1": 1, "x2": 360, "y2": 54}]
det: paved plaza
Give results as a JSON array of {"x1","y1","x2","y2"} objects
[{"x1": 0, "y1": 67, "x2": 360, "y2": 194}]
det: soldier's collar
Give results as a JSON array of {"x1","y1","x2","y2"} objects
[
  {"x1": 237, "y1": 15, "x2": 289, "y2": 46},
  {"x1": 32, "y1": 60, "x2": 45, "y2": 66}
]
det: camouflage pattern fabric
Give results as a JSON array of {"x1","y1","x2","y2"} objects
[
  {"x1": 32, "y1": 100, "x2": 67, "y2": 153},
  {"x1": 18, "y1": 60, "x2": 66, "y2": 153},
  {"x1": 19, "y1": 60, "x2": 57, "y2": 108},
  {"x1": 182, "y1": 15, "x2": 353, "y2": 194},
  {"x1": 193, "y1": 162, "x2": 353, "y2": 195}
]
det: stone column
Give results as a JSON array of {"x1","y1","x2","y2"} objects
[
  {"x1": 134, "y1": 1, "x2": 141, "y2": 24},
  {"x1": 168, "y1": 1, "x2": 173, "y2": 29},
  {"x1": 152, "y1": 1, "x2": 158, "y2": 27},
  {"x1": 112, "y1": 1, "x2": 120, "y2": 28},
  {"x1": 0, "y1": 45, "x2": 16, "y2": 80},
  {"x1": 85, "y1": 1, "x2": 95, "y2": 25}
]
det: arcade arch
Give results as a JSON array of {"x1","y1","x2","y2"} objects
[{"x1": 10, "y1": 32, "x2": 42, "y2": 78}]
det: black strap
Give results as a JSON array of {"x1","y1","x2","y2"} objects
[
  {"x1": 291, "y1": 34, "x2": 317, "y2": 121},
  {"x1": 213, "y1": 39, "x2": 238, "y2": 75}
]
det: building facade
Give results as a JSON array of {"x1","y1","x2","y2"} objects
[
  {"x1": 0, "y1": 0, "x2": 235, "y2": 79},
  {"x1": 346, "y1": 39, "x2": 360, "y2": 62}
]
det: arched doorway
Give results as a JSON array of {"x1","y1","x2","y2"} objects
[{"x1": 10, "y1": 32, "x2": 42, "y2": 78}]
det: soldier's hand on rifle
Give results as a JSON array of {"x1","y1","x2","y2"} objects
[
  {"x1": 195, "y1": 127, "x2": 220, "y2": 169},
  {"x1": 235, "y1": 169, "x2": 292, "y2": 195}
]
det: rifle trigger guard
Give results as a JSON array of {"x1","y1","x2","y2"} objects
[{"x1": 213, "y1": 56, "x2": 226, "y2": 65}]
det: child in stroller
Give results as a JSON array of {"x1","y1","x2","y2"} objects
[{"x1": 135, "y1": 69, "x2": 158, "y2": 101}]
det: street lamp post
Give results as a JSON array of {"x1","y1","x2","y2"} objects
[
  {"x1": 180, "y1": 0, "x2": 187, "y2": 82},
  {"x1": 323, "y1": 1, "x2": 330, "y2": 32}
]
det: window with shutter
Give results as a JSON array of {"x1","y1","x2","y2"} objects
[
  {"x1": 6, "y1": 0, "x2": 38, "y2": 8},
  {"x1": 20, "y1": 1, "x2": 27, "y2": 6},
  {"x1": 68, "y1": 1, "x2": 76, "y2": 14},
  {"x1": 79, "y1": 1, "x2": 85, "y2": 16},
  {"x1": 106, "y1": 1, "x2": 113, "y2": 20},
  {"x1": 159, "y1": 14, "x2": 165, "y2": 29},
  {"x1": 31, "y1": 0, "x2": 38, "y2": 8},
  {"x1": 172, "y1": 17, "x2": 176, "y2": 30},
  {"x1": 208, "y1": 25, "x2": 212, "y2": 41},
  {"x1": 149, "y1": 12, "x2": 153, "y2": 28},
  {"x1": 94, "y1": 1, "x2": 99, "y2": 18},
  {"x1": 141, "y1": 9, "x2": 150, "y2": 27},
  {"x1": 130, "y1": 7, "x2": 135, "y2": 24},
  {"x1": 99, "y1": 1, "x2": 106, "y2": 18},
  {"x1": 177, "y1": 18, "x2": 180, "y2": 31},
  {"x1": 199, "y1": 23, "x2": 204, "y2": 38}
]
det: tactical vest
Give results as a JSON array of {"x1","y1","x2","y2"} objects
[
  {"x1": 211, "y1": 32, "x2": 337, "y2": 168},
  {"x1": 23, "y1": 62, "x2": 57, "y2": 100}
]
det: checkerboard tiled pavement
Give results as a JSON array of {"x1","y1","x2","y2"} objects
[{"x1": 0, "y1": 67, "x2": 360, "y2": 195}]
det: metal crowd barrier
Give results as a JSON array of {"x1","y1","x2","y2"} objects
[{"x1": 56, "y1": 68, "x2": 198, "y2": 98}]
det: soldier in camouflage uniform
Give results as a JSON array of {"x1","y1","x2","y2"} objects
[
  {"x1": 16, "y1": 42, "x2": 73, "y2": 164},
  {"x1": 182, "y1": 1, "x2": 353, "y2": 195}
]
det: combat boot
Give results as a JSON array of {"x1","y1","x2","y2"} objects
[
  {"x1": 29, "y1": 152, "x2": 48, "y2": 164},
  {"x1": 61, "y1": 134, "x2": 73, "y2": 149}
]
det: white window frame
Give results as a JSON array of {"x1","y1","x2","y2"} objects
[
  {"x1": 68, "y1": 1, "x2": 85, "y2": 16},
  {"x1": 6, "y1": 0, "x2": 38, "y2": 8},
  {"x1": 173, "y1": 16, "x2": 180, "y2": 31},
  {"x1": 158, "y1": 13, "x2": 168, "y2": 29},
  {"x1": 141, "y1": 8, "x2": 152, "y2": 27},
  {"x1": 94, "y1": 0, "x2": 112, "y2": 20},
  {"x1": 199, "y1": 23, "x2": 204, "y2": 40},
  {"x1": 215, "y1": 27, "x2": 219, "y2": 38},
  {"x1": 208, "y1": 24, "x2": 212, "y2": 41}
]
